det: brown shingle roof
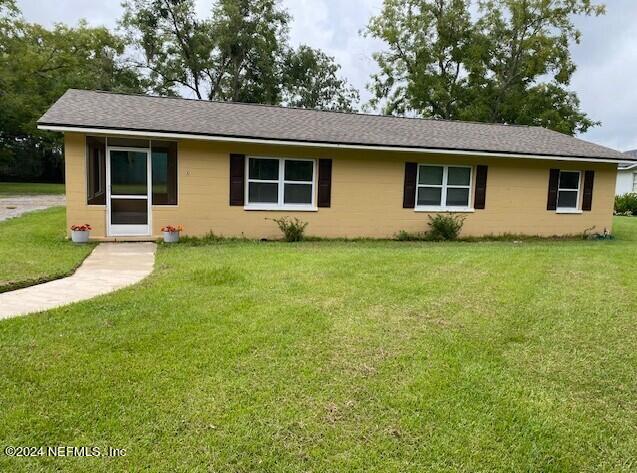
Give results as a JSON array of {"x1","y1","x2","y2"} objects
[{"x1": 38, "y1": 89, "x2": 628, "y2": 161}]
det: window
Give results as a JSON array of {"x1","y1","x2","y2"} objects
[
  {"x1": 557, "y1": 170, "x2": 581, "y2": 211},
  {"x1": 86, "y1": 136, "x2": 106, "y2": 205},
  {"x1": 416, "y1": 165, "x2": 472, "y2": 210},
  {"x1": 151, "y1": 141, "x2": 178, "y2": 205},
  {"x1": 87, "y1": 136, "x2": 177, "y2": 205},
  {"x1": 633, "y1": 173, "x2": 637, "y2": 193},
  {"x1": 246, "y1": 157, "x2": 315, "y2": 209}
]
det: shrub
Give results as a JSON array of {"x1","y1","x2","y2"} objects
[
  {"x1": 615, "y1": 193, "x2": 637, "y2": 215},
  {"x1": 427, "y1": 213, "x2": 465, "y2": 241},
  {"x1": 268, "y1": 217, "x2": 308, "y2": 242}
]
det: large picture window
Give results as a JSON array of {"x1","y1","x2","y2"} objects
[
  {"x1": 416, "y1": 165, "x2": 472, "y2": 210},
  {"x1": 246, "y1": 157, "x2": 315, "y2": 209},
  {"x1": 556, "y1": 170, "x2": 581, "y2": 211}
]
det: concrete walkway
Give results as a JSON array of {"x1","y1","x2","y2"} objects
[
  {"x1": 0, "y1": 243, "x2": 156, "y2": 320},
  {"x1": 0, "y1": 194, "x2": 66, "y2": 221}
]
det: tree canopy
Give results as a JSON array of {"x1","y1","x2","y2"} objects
[
  {"x1": 366, "y1": 0, "x2": 604, "y2": 135},
  {"x1": 0, "y1": 0, "x2": 609, "y2": 181},
  {"x1": 0, "y1": 0, "x2": 144, "y2": 179},
  {"x1": 120, "y1": 0, "x2": 359, "y2": 110}
]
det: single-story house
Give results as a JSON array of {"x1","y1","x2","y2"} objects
[
  {"x1": 38, "y1": 89, "x2": 635, "y2": 240},
  {"x1": 615, "y1": 150, "x2": 637, "y2": 195}
]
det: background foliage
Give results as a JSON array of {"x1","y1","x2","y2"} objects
[
  {"x1": 366, "y1": 0, "x2": 604, "y2": 135},
  {"x1": 0, "y1": 0, "x2": 604, "y2": 182}
]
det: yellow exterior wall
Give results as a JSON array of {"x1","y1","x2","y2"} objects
[{"x1": 64, "y1": 132, "x2": 618, "y2": 239}]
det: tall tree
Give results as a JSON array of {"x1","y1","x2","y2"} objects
[
  {"x1": 0, "y1": 2, "x2": 144, "y2": 180},
  {"x1": 120, "y1": 0, "x2": 359, "y2": 109},
  {"x1": 282, "y1": 46, "x2": 360, "y2": 111},
  {"x1": 366, "y1": 0, "x2": 604, "y2": 135}
]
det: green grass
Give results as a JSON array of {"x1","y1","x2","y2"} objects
[
  {"x1": 1, "y1": 218, "x2": 637, "y2": 471},
  {"x1": 0, "y1": 207, "x2": 95, "y2": 292},
  {"x1": 0, "y1": 182, "x2": 65, "y2": 195}
]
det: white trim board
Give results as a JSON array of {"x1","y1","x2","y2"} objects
[{"x1": 38, "y1": 124, "x2": 626, "y2": 164}]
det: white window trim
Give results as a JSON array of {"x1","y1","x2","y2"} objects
[
  {"x1": 556, "y1": 170, "x2": 582, "y2": 214},
  {"x1": 414, "y1": 164, "x2": 474, "y2": 212},
  {"x1": 244, "y1": 156, "x2": 317, "y2": 211},
  {"x1": 632, "y1": 172, "x2": 637, "y2": 193}
]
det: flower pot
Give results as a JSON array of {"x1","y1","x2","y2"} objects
[
  {"x1": 163, "y1": 231, "x2": 180, "y2": 243},
  {"x1": 71, "y1": 230, "x2": 90, "y2": 244}
]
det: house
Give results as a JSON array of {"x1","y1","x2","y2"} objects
[
  {"x1": 615, "y1": 150, "x2": 637, "y2": 195},
  {"x1": 37, "y1": 89, "x2": 634, "y2": 240}
]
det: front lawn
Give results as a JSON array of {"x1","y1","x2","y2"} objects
[
  {"x1": 1, "y1": 218, "x2": 636, "y2": 471},
  {"x1": 0, "y1": 207, "x2": 94, "y2": 292},
  {"x1": 0, "y1": 182, "x2": 65, "y2": 195}
]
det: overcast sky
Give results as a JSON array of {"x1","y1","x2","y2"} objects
[{"x1": 16, "y1": 0, "x2": 637, "y2": 151}]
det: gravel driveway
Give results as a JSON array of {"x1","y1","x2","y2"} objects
[{"x1": 0, "y1": 195, "x2": 66, "y2": 222}]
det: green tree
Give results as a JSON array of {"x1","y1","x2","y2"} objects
[
  {"x1": 366, "y1": 0, "x2": 604, "y2": 134},
  {"x1": 121, "y1": 0, "x2": 359, "y2": 109},
  {"x1": 0, "y1": 2, "x2": 144, "y2": 179},
  {"x1": 282, "y1": 45, "x2": 360, "y2": 112}
]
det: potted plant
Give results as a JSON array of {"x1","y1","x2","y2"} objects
[
  {"x1": 70, "y1": 224, "x2": 92, "y2": 243},
  {"x1": 161, "y1": 224, "x2": 183, "y2": 243}
]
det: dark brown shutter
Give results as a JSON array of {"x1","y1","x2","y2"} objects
[
  {"x1": 547, "y1": 168, "x2": 560, "y2": 211},
  {"x1": 403, "y1": 162, "x2": 417, "y2": 208},
  {"x1": 582, "y1": 170, "x2": 595, "y2": 211},
  {"x1": 229, "y1": 154, "x2": 245, "y2": 206},
  {"x1": 86, "y1": 136, "x2": 106, "y2": 205},
  {"x1": 474, "y1": 165, "x2": 488, "y2": 210},
  {"x1": 317, "y1": 158, "x2": 332, "y2": 208}
]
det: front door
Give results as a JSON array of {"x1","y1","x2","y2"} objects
[{"x1": 107, "y1": 147, "x2": 151, "y2": 237}]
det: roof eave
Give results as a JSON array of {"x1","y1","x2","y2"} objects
[{"x1": 37, "y1": 123, "x2": 627, "y2": 164}]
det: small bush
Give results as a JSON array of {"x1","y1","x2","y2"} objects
[
  {"x1": 268, "y1": 217, "x2": 308, "y2": 242},
  {"x1": 427, "y1": 213, "x2": 465, "y2": 241},
  {"x1": 615, "y1": 193, "x2": 637, "y2": 215}
]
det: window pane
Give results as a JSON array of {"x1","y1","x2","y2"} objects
[
  {"x1": 559, "y1": 171, "x2": 580, "y2": 190},
  {"x1": 284, "y1": 183, "x2": 312, "y2": 204},
  {"x1": 152, "y1": 151, "x2": 168, "y2": 195},
  {"x1": 111, "y1": 199, "x2": 147, "y2": 225},
  {"x1": 417, "y1": 187, "x2": 442, "y2": 206},
  {"x1": 557, "y1": 190, "x2": 578, "y2": 208},
  {"x1": 107, "y1": 137, "x2": 150, "y2": 148},
  {"x1": 151, "y1": 142, "x2": 177, "y2": 205},
  {"x1": 110, "y1": 150, "x2": 147, "y2": 195},
  {"x1": 446, "y1": 188, "x2": 470, "y2": 207},
  {"x1": 418, "y1": 166, "x2": 443, "y2": 185},
  {"x1": 633, "y1": 173, "x2": 637, "y2": 192},
  {"x1": 249, "y1": 158, "x2": 278, "y2": 180},
  {"x1": 447, "y1": 167, "x2": 471, "y2": 186},
  {"x1": 86, "y1": 136, "x2": 106, "y2": 205},
  {"x1": 285, "y1": 160, "x2": 313, "y2": 181},
  {"x1": 248, "y1": 182, "x2": 278, "y2": 203}
]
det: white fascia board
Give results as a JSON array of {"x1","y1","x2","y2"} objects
[{"x1": 37, "y1": 124, "x2": 626, "y2": 164}]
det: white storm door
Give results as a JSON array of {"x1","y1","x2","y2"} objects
[{"x1": 106, "y1": 147, "x2": 152, "y2": 237}]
